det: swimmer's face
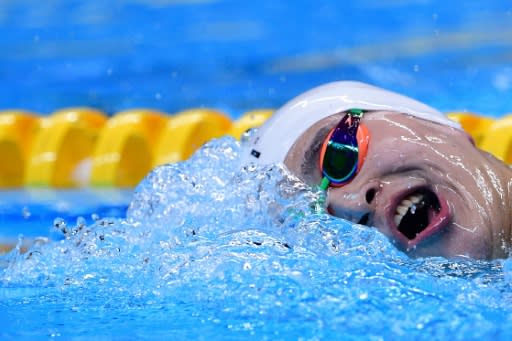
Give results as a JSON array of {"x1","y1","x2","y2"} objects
[{"x1": 284, "y1": 111, "x2": 512, "y2": 259}]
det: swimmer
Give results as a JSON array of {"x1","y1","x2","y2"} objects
[{"x1": 242, "y1": 81, "x2": 512, "y2": 259}]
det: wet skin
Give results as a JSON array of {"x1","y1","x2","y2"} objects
[{"x1": 284, "y1": 111, "x2": 512, "y2": 259}]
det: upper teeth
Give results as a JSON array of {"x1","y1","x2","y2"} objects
[{"x1": 394, "y1": 194, "x2": 423, "y2": 227}]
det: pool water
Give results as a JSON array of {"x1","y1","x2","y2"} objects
[
  {"x1": 0, "y1": 189, "x2": 131, "y2": 242},
  {"x1": 2, "y1": 137, "x2": 512, "y2": 340},
  {"x1": 2, "y1": 1, "x2": 512, "y2": 340},
  {"x1": 1, "y1": 1, "x2": 512, "y2": 116}
]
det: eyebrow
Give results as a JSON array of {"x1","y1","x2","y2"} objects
[{"x1": 300, "y1": 125, "x2": 332, "y2": 177}]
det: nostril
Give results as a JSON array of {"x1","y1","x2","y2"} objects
[{"x1": 365, "y1": 188, "x2": 376, "y2": 204}]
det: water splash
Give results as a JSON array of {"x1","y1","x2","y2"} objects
[{"x1": 1, "y1": 136, "x2": 511, "y2": 340}]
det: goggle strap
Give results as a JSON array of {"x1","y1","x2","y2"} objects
[{"x1": 319, "y1": 177, "x2": 330, "y2": 191}]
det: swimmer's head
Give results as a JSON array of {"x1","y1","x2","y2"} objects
[
  {"x1": 242, "y1": 81, "x2": 512, "y2": 259},
  {"x1": 242, "y1": 81, "x2": 461, "y2": 165}
]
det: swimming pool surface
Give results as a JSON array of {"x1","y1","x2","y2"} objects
[
  {"x1": 3, "y1": 137, "x2": 512, "y2": 340},
  {"x1": 1, "y1": 1, "x2": 512, "y2": 117},
  {"x1": 2, "y1": 1, "x2": 512, "y2": 340}
]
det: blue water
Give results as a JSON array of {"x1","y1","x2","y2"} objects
[
  {"x1": 1, "y1": 137, "x2": 512, "y2": 340},
  {"x1": 2, "y1": 1, "x2": 512, "y2": 339},
  {"x1": 1, "y1": 1, "x2": 512, "y2": 116},
  {"x1": 0, "y1": 189, "x2": 131, "y2": 243}
]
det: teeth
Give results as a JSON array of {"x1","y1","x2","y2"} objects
[
  {"x1": 409, "y1": 195, "x2": 422, "y2": 204},
  {"x1": 394, "y1": 194, "x2": 424, "y2": 227},
  {"x1": 396, "y1": 204, "x2": 409, "y2": 216},
  {"x1": 403, "y1": 199, "x2": 413, "y2": 207}
]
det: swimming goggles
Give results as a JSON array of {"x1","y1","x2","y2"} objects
[{"x1": 318, "y1": 108, "x2": 370, "y2": 190}]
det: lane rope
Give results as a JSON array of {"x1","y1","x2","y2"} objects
[{"x1": 0, "y1": 108, "x2": 507, "y2": 188}]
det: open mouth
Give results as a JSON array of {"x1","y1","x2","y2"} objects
[{"x1": 391, "y1": 188, "x2": 449, "y2": 248}]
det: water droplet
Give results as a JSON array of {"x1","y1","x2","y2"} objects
[
  {"x1": 22, "y1": 207, "x2": 31, "y2": 219},
  {"x1": 53, "y1": 217, "x2": 66, "y2": 230},
  {"x1": 76, "y1": 216, "x2": 86, "y2": 227},
  {"x1": 241, "y1": 128, "x2": 256, "y2": 143}
]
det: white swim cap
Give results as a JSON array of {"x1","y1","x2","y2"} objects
[{"x1": 241, "y1": 81, "x2": 461, "y2": 165}]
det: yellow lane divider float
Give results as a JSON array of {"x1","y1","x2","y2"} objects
[
  {"x1": 154, "y1": 108, "x2": 232, "y2": 166},
  {"x1": 447, "y1": 112, "x2": 512, "y2": 163},
  {"x1": 90, "y1": 109, "x2": 168, "y2": 188},
  {"x1": 227, "y1": 109, "x2": 273, "y2": 139},
  {"x1": 479, "y1": 115, "x2": 512, "y2": 164},
  {"x1": 0, "y1": 110, "x2": 40, "y2": 188},
  {"x1": 25, "y1": 108, "x2": 107, "y2": 188},
  {"x1": 2, "y1": 109, "x2": 512, "y2": 188}
]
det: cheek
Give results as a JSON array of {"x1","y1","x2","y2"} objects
[
  {"x1": 442, "y1": 224, "x2": 494, "y2": 259},
  {"x1": 435, "y1": 183, "x2": 500, "y2": 258}
]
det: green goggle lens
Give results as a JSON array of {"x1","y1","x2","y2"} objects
[{"x1": 322, "y1": 141, "x2": 358, "y2": 183}]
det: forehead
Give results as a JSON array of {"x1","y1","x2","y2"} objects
[{"x1": 299, "y1": 111, "x2": 450, "y2": 144}]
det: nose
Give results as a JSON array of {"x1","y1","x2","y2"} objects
[{"x1": 326, "y1": 180, "x2": 379, "y2": 226}]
